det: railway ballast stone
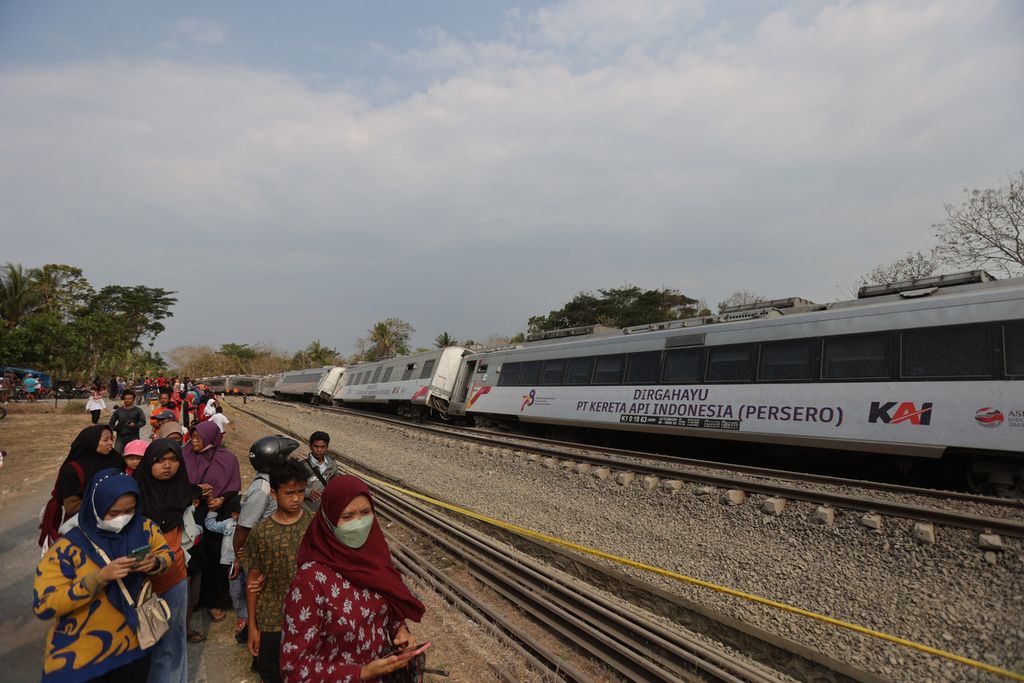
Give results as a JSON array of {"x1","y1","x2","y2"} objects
[
  {"x1": 593, "y1": 467, "x2": 612, "y2": 480},
  {"x1": 984, "y1": 551, "x2": 998, "y2": 565},
  {"x1": 911, "y1": 522, "x2": 936, "y2": 545},
  {"x1": 694, "y1": 486, "x2": 714, "y2": 496},
  {"x1": 526, "y1": 453, "x2": 541, "y2": 462},
  {"x1": 575, "y1": 463, "x2": 592, "y2": 475},
  {"x1": 860, "y1": 513, "x2": 883, "y2": 531},
  {"x1": 760, "y1": 497, "x2": 786, "y2": 516},
  {"x1": 720, "y1": 489, "x2": 746, "y2": 506},
  {"x1": 812, "y1": 506, "x2": 835, "y2": 525},
  {"x1": 560, "y1": 460, "x2": 576, "y2": 470},
  {"x1": 543, "y1": 457, "x2": 559, "y2": 469},
  {"x1": 641, "y1": 476, "x2": 659, "y2": 491},
  {"x1": 659, "y1": 479, "x2": 683, "y2": 493},
  {"x1": 978, "y1": 533, "x2": 1004, "y2": 551},
  {"x1": 615, "y1": 472, "x2": 635, "y2": 487}
]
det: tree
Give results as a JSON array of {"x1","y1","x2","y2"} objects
[
  {"x1": 299, "y1": 340, "x2": 342, "y2": 366},
  {"x1": 434, "y1": 332, "x2": 458, "y2": 348},
  {"x1": 934, "y1": 170, "x2": 1024, "y2": 277},
  {"x1": 717, "y1": 290, "x2": 766, "y2": 312},
  {"x1": 35, "y1": 264, "x2": 95, "y2": 322},
  {"x1": 355, "y1": 318, "x2": 414, "y2": 362},
  {"x1": 857, "y1": 250, "x2": 939, "y2": 288},
  {"x1": 0, "y1": 262, "x2": 42, "y2": 326},
  {"x1": 220, "y1": 343, "x2": 259, "y2": 373},
  {"x1": 85, "y1": 285, "x2": 177, "y2": 347},
  {"x1": 528, "y1": 286, "x2": 703, "y2": 332}
]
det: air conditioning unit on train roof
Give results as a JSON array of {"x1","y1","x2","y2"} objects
[
  {"x1": 719, "y1": 297, "x2": 818, "y2": 314},
  {"x1": 525, "y1": 324, "x2": 619, "y2": 343},
  {"x1": 856, "y1": 270, "x2": 994, "y2": 299}
]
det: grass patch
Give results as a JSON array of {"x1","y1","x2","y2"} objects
[{"x1": 61, "y1": 400, "x2": 87, "y2": 414}]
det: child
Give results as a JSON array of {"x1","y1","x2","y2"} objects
[
  {"x1": 122, "y1": 439, "x2": 148, "y2": 476},
  {"x1": 244, "y1": 460, "x2": 313, "y2": 683},
  {"x1": 205, "y1": 494, "x2": 247, "y2": 640}
]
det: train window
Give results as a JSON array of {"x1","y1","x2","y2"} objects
[
  {"x1": 1005, "y1": 322, "x2": 1024, "y2": 376},
  {"x1": 565, "y1": 357, "x2": 595, "y2": 385},
  {"x1": 476, "y1": 362, "x2": 488, "y2": 374},
  {"x1": 902, "y1": 325, "x2": 992, "y2": 378},
  {"x1": 519, "y1": 361, "x2": 542, "y2": 385},
  {"x1": 759, "y1": 340, "x2": 814, "y2": 381},
  {"x1": 540, "y1": 359, "x2": 566, "y2": 385},
  {"x1": 625, "y1": 351, "x2": 662, "y2": 384},
  {"x1": 592, "y1": 355, "x2": 625, "y2": 384},
  {"x1": 498, "y1": 362, "x2": 521, "y2": 386},
  {"x1": 419, "y1": 359, "x2": 436, "y2": 379},
  {"x1": 402, "y1": 364, "x2": 415, "y2": 381},
  {"x1": 382, "y1": 367, "x2": 393, "y2": 383},
  {"x1": 371, "y1": 367, "x2": 383, "y2": 384},
  {"x1": 706, "y1": 345, "x2": 754, "y2": 382},
  {"x1": 823, "y1": 335, "x2": 890, "y2": 379},
  {"x1": 662, "y1": 348, "x2": 704, "y2": 383}
]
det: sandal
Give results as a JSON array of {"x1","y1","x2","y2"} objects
[
  {"x1": 208, "y1": 608, "x2": 226, "y2": 622},
  {"x1": 187, "y1": 631, "x2": 207, "y2": 643}
]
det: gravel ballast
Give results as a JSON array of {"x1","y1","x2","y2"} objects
[{"x1": 236, "y1": 399, "x2": 1024, "y2": 682}]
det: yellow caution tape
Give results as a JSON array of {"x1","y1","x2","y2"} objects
[{"x1": 361, "y1": 471, "x2": 1024, "y2": 682}]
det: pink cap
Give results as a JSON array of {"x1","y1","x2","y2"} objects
[{"x1": 123, "y1": 440, "x2": 148, "y2": 457}]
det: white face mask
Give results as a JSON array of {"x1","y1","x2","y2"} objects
[{"x1": 97, "y1": 513, "x2": 134, "y2": 533}]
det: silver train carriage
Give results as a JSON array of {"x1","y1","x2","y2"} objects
[
  {"x1": 224, "y1": 374, "x2": 259, "y2": 395},
  {"x1": 273, "y1": 366, "x2": 345, "y2": 403},
  {"x1": 447, "y1": 272, "x2": 1024, "y2": 494},
  {"x1": 335, "y1": 347, "x2": 469, "y2": 417},
  {"x1": 257, "y1": 373, "x2": 282, "y2": 398}
]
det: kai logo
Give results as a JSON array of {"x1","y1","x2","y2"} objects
[{"x1": 868, "y1": 401, "x2": 933, "y2": 425}]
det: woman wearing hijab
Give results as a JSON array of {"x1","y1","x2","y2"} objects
[
  {"x1": 134, "y1": 440, "x2": 193, "y2": 683},
  {"x1": 34, "y1": 468, "x2": 173, "y2": 682},
  {"x1": 181, "y1": 421, "x2": 241, "y2": 623},
  {"x1": 279, "y1": 476, "x2": 425, "y2": 683},
  {"x1": 56, "y1": 425, "x2": 124, "y2": 517}
]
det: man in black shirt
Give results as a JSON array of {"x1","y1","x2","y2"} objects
[{"x1": 109, "y1": 390, "x2": 147, "y2": 452}]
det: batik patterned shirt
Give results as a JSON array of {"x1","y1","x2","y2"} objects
[
  {"x1": 245, "y1": 510, "x2": 312, "y2": 632},
  {"x1": 279, "y1": 561, "x2": 399, "y2": 683}
]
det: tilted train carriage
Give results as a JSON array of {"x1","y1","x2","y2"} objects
[{"x1": 334, "y1": 347, "x2": 469, "y2": 418}]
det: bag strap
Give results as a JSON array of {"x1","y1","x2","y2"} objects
[
  {"x1": 70, "y1": 461, "x2": 85, "y2": 489},
  {"x1": 86, "y1": 539, "x2": 155, "y2": 607}
]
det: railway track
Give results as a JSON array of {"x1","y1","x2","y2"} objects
[
  {"x1": 235, "y1": 401, "x2": 885, "y2": 683},
  {"x1": 256, "y1": 398, "x2": 1024, "y2": 539}
]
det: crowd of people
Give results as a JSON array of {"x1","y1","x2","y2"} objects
[{"x1": 32, "y1": 388, "x2": 426, "y2": 683}]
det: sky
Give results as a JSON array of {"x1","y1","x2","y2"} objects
[{"x1": 2, "y1": 0, "x2": 1022, "y2": 357}]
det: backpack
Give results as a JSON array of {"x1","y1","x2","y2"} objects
[{"x1": 38, "y1": 461, "x2": 85, "y2": 550}]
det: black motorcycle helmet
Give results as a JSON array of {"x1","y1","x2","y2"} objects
[{"x1": 248, "y1": 435, "x2": 300, "y2": 473}]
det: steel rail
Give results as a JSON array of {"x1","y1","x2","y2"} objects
[{"x1": 260, "y1": 399, "x2": 1024, "y2": 538}]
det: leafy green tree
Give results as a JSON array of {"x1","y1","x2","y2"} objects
[
  {"x1": 220, "y1": 343, "x2": 259, "y2": 372},
  {"x1": 302, "y1": 340, "x2": 342, "y2": 366},
  {"x1": 434, "y1": 331, "x2": 458, "y2": 348},
  {"x1": 0, "y1": 262, "x2": 42, "y2": 326},
  {"x1": 356, "y1": 318, "x2": 414, "y2": 361},
  {"x1": 86, "y1": 285, "x2": 177, "y2": 347},
  {"x1": 35, "y1": 264, "x2": 95, "y2": 322},
  {"x1": 528, "y1": 286, "x2": 703, "y2": 332}
]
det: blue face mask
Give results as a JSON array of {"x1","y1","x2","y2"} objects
[{"x1": 328, "y1": 514, "x2": 373, "y2": 548}]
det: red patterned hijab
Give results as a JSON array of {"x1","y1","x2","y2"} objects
[{"x1": 296, "y1": 475, "x2": 425, "y2": 623}]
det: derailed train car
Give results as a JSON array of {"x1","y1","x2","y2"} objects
[
  {"x1": 334, "y1": 347, "x2": 469, "y2": 418},
  {"x1": 445, "y1": 272, "x2": 1024, "y2": 494},
  {"x1": 273, "y1": 366, "x2": 345, "y2": 403}
]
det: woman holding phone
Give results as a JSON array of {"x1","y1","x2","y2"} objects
[
  {"x1": 279, "y1": 475, "x2": 426, "y2": 682},
  {"x1": 33, "y1": 468, "x2": 172, "y2": 682},
  {"x1": 134, "y1": 439, "x2": 193, "y2": 683}
]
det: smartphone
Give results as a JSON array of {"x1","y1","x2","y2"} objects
[
  {"x1": 128, "y1": 545, "x2": 149, "y2": 561},
  {"x1": 396, "y1": 642, "x2": 431, "y2": 660}
]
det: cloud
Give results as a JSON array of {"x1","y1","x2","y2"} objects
[
  {"x1": 167, "y1": 17, "x2": 227, "y2": 47},
  {"x1": 1, "y1": 0, "x2": 1021, "y2": 354}
]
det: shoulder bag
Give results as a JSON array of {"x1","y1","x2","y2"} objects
[{"x1": 89, "y1": 542, "x2": 171, "y2": 649}]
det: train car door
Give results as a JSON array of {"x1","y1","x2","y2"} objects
[{"x1": 454, "y1": 359, "x2": 476, "y2": 405}]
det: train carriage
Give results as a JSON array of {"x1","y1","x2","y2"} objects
[
  {"x1": 273, "y1": 366, "x2": 343, "y2": 403},
  {"x1": 335, "y1": 347, "x2": 469, "y2": 417},
  {"x1": 448, "y1": 272, "x2": 1024, "y2": 494},
  {"x1": 257, "y1": 374, "x2": 282, "y2": 397},
  {"x1": 224, "y1": 375, "x2": 259, "y2": 395}
]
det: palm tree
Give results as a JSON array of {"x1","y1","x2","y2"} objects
[
  {"x1": 434, "y1": 331, "x2": 457, "y2": 348},
  {"x1": 304, "y1": 339, "x2": 340, "y2": 366},
  {"x1": 0, "y1": 263, "x2": 42, "y2": 326}
]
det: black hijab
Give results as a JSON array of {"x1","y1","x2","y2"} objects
[
  {"x1": 133, "y1": 439, "x2": 192, "y2": 532},
  {"x1": 56, "y1": 425, "x2": 124, "y2": 501}
]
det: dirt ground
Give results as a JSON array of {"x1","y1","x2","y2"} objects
[{"x1": 0, "y1": 400, "x2": 536, "y2": 682}]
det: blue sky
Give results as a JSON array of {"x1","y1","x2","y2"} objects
[{"x1": 2, "y1": 1, "x2": 1023, "y2": 356}]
